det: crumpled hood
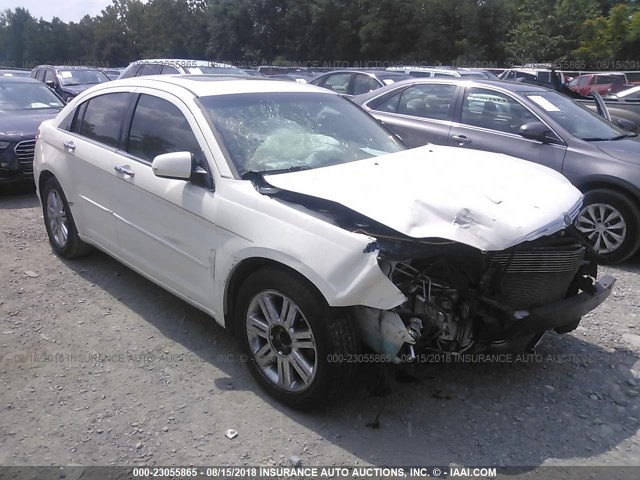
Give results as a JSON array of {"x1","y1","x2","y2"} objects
[
  {"x1": 265, "y1": 145, "x2": 583, "y2": 251},
  {"x1": 0, "y1": 109, "x2": 60, "y2": 139},
  {"x1": 593, "y1": 137, "x2": 640, "y2": 165}
]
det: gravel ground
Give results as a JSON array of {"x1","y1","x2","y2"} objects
[{"x1": 1, "y1": 184, "x2": 639, "y2": 469}]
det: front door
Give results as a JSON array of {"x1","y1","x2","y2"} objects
[{"x1": 448, "y1": 86, "x2": 567, "y2": 173}]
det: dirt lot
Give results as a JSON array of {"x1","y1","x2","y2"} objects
[{"x1": 1, "y1": 184, "x2": 639, "y2": 469}]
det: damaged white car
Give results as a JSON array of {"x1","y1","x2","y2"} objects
[{"x1": 34, "y1": 76, "x2": 615, "y2": 408}]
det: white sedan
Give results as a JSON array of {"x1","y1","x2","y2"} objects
[{"x1": 34, "y1": 75, "x2": 614, "y2": 408}]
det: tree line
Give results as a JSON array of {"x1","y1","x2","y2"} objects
[{"x1": 0, "y1": 0, "x2": 639, "y2": 70}]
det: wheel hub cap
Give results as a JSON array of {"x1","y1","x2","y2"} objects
[
  {"x1": 245, "y1": 291, "x2": 318, "y2": 392},
  {"x1": 46, "y1": 189, "x2": 69, "y2": 248},
  {"x1": 576, "y1": 203, "x2": 626, "y2": 255}
]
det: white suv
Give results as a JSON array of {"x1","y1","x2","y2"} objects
[
  {"x1": 34, "y1": 75, "x2": 613, "y2": 408},
  {"x1": 118, "y1": 59, "x2": 248, "y2": 79}
]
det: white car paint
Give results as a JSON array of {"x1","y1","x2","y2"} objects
[
  {"x1": 266, "y1": 144, "x2": 583, "y2": 251},
  {"x1": 34, "y1": 75, "x2": 583, "y2": 335}
]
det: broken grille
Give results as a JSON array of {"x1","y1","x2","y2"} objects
[{"x1": 491, "y1": 243, "x2": 586, "y2": 309}]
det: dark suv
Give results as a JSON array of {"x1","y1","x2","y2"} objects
[{"x1": 31, "y1": 65, "x2": 110, "y2": 102}]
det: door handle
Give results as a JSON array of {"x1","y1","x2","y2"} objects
[
  {"x1": 451, "y1": 135, "x2": 472, "y2": 145},
  {"x1": 63, "y1": 141, "x2": 75, "y2": 151},
  {"x1": 114, "y1": 165, "x2": 135, "y2": 177}
]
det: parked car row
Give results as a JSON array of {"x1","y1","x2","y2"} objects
[
  {"x1": 353, "y1": 77, "x2": 640, "y2": 263},
  {"x1": 32, "y1": 74, "x2": 615, "y2": 408}
]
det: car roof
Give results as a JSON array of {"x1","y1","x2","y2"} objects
[
  {"x1": 85, "y1": 74, "x2": 336, "y2": 98},
  {"x1": 0, "y1": 76, "x2": 43, "y2": 83},
  {"x1": 128, "y1": 59, "x2": 238, "y2": 68},
  {"x1": 352, "y1": 77, "x2": 553, "y2": 103},
  {"x1": 34, "y1": 65, "x2": 104, "y2": 70}
]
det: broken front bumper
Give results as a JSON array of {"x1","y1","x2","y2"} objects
[{"x1": 503, "y1": 275, "x2": 616, "y2": 338}]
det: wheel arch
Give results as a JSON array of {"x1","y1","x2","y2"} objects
[
  {"x1": 576, "y1": 175, "x2": 640, "y2": 204},
  {"x1": 223, "y1": 257, "x2": 329, "y2": 335},
  {"x1": 37, "y1": 169, "x2": 56, "y2": 198}
]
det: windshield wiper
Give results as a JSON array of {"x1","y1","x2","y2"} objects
[
  {"x1": 583, "y1": 133, "x2": 637, "y2": 141},
  {"x1": 241, "y1": 166, "x2": 311, "y2": 178},
  {"x1": 611, "y1": 133, "x2": 638, "y2": 140}
]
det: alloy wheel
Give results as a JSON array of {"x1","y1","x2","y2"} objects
[
  {"x1": 46, "y1": 188, "x2": 69, "y2": 248},
  {"x1": 245, "y1": 290, "x2": 318, "y2": 392},
  {"x1": 577, "y1": 203, "x2": 626, "y2": 254}
]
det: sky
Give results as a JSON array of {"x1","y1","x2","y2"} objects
[{"x1": 0, "y1": 0, "x2": 113, "y2": 23}]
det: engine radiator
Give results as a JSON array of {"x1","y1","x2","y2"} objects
[{"x1": 490, "y1": 243, "x2": 586, "y2": 309}]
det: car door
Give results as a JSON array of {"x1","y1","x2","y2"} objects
[
  {"x1": 366, "y1": 83, "x2": 458, "y2": 147},
  {"x1": 111, "y1": 91, "x2": 219, "y2": 311},
  {"x1": 54, "y1": 91, "x2": 135, "y2": 253},
  {"x1": 448, "y1": 86, "x2": 567, "y2": 172}
]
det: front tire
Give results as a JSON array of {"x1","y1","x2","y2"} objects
[
  {"x1": 235, "y1": 267, "x2": 360, "y2": 409},
  {"x1": 41, "y1": 177, "x2": 92, "y2": 258},
  {"x1": 576, "y1": 188, "x2": 640, "y2": 264}
]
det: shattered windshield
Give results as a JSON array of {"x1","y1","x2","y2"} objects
[{"x1": 199, "y1": 92, "x2": 404, "y2": 176}]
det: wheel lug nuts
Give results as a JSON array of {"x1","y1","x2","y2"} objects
[{"x1": 288, "y1": 328, "x2": 294, "y2": 333}]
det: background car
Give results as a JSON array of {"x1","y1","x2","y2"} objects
[
  {"x1": 606, "y1": 85, "x2": 640, "y2": 101},
  {"x1": 389, "y1": 66, "x2": 497, "y2": 79},
  {"x1": 30, "y1": 65, "x2": 110, "y2": 102},
  {"x1": 100, "y1": 68, "x2": 124, "y2": 80},
  {"x1": 0, "y1": 68, "x2": 31, "y2": 78},
  {"x1": 567, "y1": 73, "x2": 632, "y2": 96},
  {"x1": 0, "y1": 76, "x2": 65, "y2": 185},
  {"x1": 118, "y1": 59, "x2": 249, "y2": 78},
  {"x1": 308, "y1": 69, "x2": 409, "y2": 96},
  {"x1": 354, "y1": 78, "x2": 640, "y2": 263},
  {"x1": 499, "y1": 68, "x2": 568, "y2": 87}
]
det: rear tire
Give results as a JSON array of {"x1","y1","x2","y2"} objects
[
  {"x1": 41, "y1": 177, "x2": 92, "y2": 259},
  {"x1": 235, "y1": 267, "x2": 360, "y2": 409},
  {"x1": 576, "y1": 188, "x2": 640, "y2": 264}
]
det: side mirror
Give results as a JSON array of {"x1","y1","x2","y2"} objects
[
  {"x1": 519, "y1": 122, "x2": 552, "y2": 143},
  {"x1": 616, "y1": 118, "x2": 638, "y2": 133},
  {"x1": 152, "y1": 151, "x2": 193, "y2": 180},
  {"x1": 45, "y1": 80, "x2": 55, "y2": 87}
]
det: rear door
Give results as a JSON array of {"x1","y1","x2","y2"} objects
[
  {"x1": 55, "y1": 91, "x2": 135, "y2": 253},
  {"x1": 366, "y1": 83, "x2": 458, "y2": 147},
  {"x1": 448, "y1": 86, "x2": 567, "y2": 172}
]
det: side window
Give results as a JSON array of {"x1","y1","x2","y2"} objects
[
  {"x1": 320, "y1": 73, "x2": 352, "y2": 94},
  {"x1": 372, "y1": 90, "x2": 403, "y2": 113},
  {"x1": 461, "y1": 87, "x2": 536, "y2": 134},
  {"x1": 79, "y1": 93, "x2": 132, "y2": 148},
  {"x1": 44, "y1": 70, "x2": 56, "y2": 84},
  {"x1": 352, "y1": 74, "x2": 380, "y2": 95},
  {"x1": 408, "y1": 71, "x2": 432, "y2": 78},
  {"x1": 119, "y1": 65, "x2": 141, "y2": 79},
  {"x1": 58, "y1": 109, "x2": 75, "y2": 131},
  {"x1": 396, "y1": 84, "x2": 456, "y2": 120},
  {"x1": 127, "y1": 94, "x2": 210, "y2": 187},
  {"x1": 161, "y1": 65, "x2": 180, "y2": 74},
  {"x1": 138, "y1": 64, "x2": 163, "y2": 76},
  {"x1": 433, "y1": 72, "x2": 455, "y2": 78}
]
